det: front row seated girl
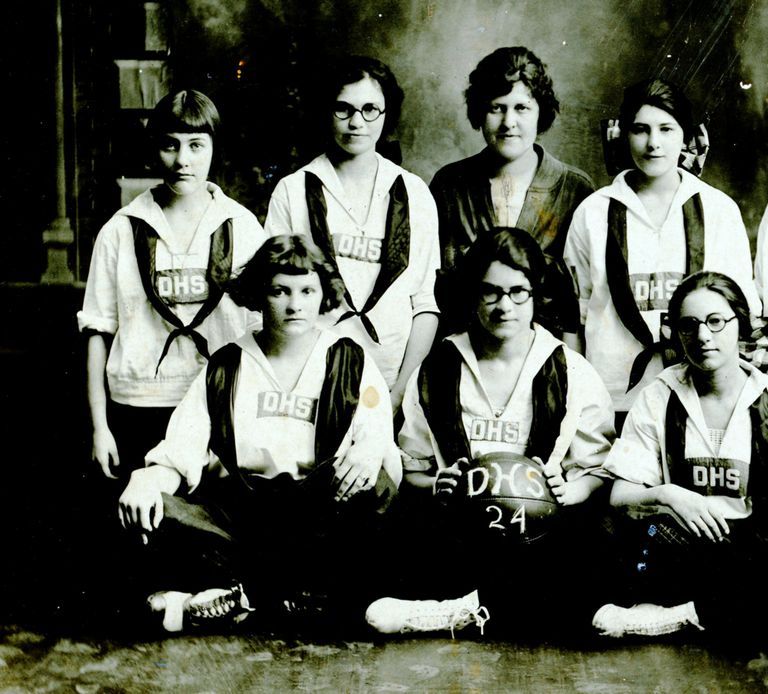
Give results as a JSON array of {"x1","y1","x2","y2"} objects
[
  {"x1": 366, "y1": 228, "x2": 616, "y2": 637},
  {"x1": 595, "y1": 271, "x2": 768, "y2": 639},
  {"x1": 118, "y1": 235, "x2": 401, "y2": 632}
]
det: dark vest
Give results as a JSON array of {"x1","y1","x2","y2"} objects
[
  {"x1": 304, "y1": 171, "x2": 410, "y2": 344},
  {"x1": 606, "y1": 194, "x2": 705, "y2": 392},
  {"x1": 417, "y1": 338, "x2": 569, "y2": 465},
  {"x1": 130, "y1": 216, "x2": 234, "y2": 375}
]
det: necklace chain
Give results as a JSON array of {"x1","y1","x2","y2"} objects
[{"x1": 170, "y1": 198, "x2": 212, "y2": 270}]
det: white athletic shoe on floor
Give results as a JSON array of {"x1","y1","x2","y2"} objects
[
  {"x1": 365, "y1": 590, "x2": 490, "y2": 637},
  {"x1": 147, "y1": 584, "x2": 253, "y2": 633},
  {"x1": 592, "y1": 601, "x2": 704, "y2": 638}
]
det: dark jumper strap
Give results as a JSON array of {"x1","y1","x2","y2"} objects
[
  {"x1": 526, "y1": 345, "x2": 569, "y2": 463},
  {"x1": 130, "y1": 216, "x2": 234, "y2": 375},
  {"x1": 314, "y1": 338, "x2": 365, "y2": 464},
  {"x1": 206, "y1": 342, "x2": 242, "y2": 481},
  {"x1": 305, "y1": 172, "x2": 411, "y2": 344},
  {"x1": 606, "y1": 194, "x2": 704, "y2": 392},
  {"x1": 664, "y1": 390, "x2": 687, "y2": 483},
  {"x1": 418, "y1": 340, "x2": 473, "y2": 465}
]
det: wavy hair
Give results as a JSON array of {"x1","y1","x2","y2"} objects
[{"x1": 227, "y1": 235, "x2": 345, "y2": 314}]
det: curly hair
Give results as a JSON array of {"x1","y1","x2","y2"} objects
[
  {"x1": 465, "y1": 47, "x2": 559, "y2": 133},
  {"x1": 227, "y1": 235, "x2": 345, "y2": 315}
]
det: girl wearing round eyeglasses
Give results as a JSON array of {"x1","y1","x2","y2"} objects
[
  {"x1": 595, "y1": 271, "x2": 768, "y2": 638},
  {"x1": 564, "y1": 79, "x2": 760, "y2": 427},
  {"x1": 365, "y1": 228, "x2": 615, "y2": 638},
  {"x1": 264, "y1": 56, "x2": 440, "y2": 411}
]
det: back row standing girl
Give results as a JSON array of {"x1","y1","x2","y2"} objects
[
  {"x1": 264, "y1": 56, "x2": 441, "y2": 411},
  {"x1": 564, "y1": 78, "x2": 761, "y2": 427},
  {"x1": 430, "y1": 46, "x2": 593, "y2": 340},
  {"x1": 78, "y1": 90, "x2": 265, "y2": 483}
]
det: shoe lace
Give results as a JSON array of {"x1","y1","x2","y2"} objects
[
  {"x1": 451, "y1": 605, "x2": 490, "y2": 638},
  {"x1": 401, "y1": 602, "x2": 490, "y2": 638},
  {"x1": 188, "y1": 584, "x2": 246, "y2": 620}
]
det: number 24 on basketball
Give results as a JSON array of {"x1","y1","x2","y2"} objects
[{"x1": 486, "y1": 504, "x2": 526, "y2": 534}]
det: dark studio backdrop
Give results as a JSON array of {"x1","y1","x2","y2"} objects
[{"x1": 1, "y1": 0, "x2": 766, "y2": 621}]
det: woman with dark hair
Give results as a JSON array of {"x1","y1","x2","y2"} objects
[
  {"x1": 564, "y1": 78, "x2": 760, "y2": 426},
  {"x1": 264, "y1": 55, "x2": 440, "y2": 411},
  {"x1": 595, "y1": 271, "x2": 768, "y2": 638},
  {"x1": 365, "y1": 228, "x2": 614, "y2": 637},
  {"x1": 78, "y1": 89, "x2": 265, "y2": 482},
  {"x1": 118, "y1": 234, "x2": 401, "y2": 632},
  {"x1": 431, "y1": 46, "x2": 593, "y2": 338}
]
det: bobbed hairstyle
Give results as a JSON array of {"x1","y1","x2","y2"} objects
[
  {"x1": 465, "y1": 47, "x2": 559, "y2": 133},
  {"x1": 458, "y1": 227, "x2": 551, "y2": 329},
  {"x1": 227, "y1": 235, "x2": 345, "y2": 314},
  {"x1": 667, "y1": 271, "x2": 752, "y2": 352},
  {"x1": 618, "y1": 78, "x2": 694, "y2": 142},
  {"x1": 146, "y1": 89, "x2": 220, "y2": 141},
  {"x1": 315, "y1": 55, "x2": 404, "y2": 140}
]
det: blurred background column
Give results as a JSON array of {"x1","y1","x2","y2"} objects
[{"x1": 41, "y1": 0, "x2": 74, "y2": 285}]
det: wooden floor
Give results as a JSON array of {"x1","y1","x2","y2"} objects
[{"x1": 1, "y1": 621, "x2": 767, "y2": 693}]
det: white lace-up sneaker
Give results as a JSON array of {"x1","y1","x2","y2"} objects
[
  {"x1": 147, "y1": 584, "x2": 253, "y2": 632},
  {"x1": 593, "y1": 601, "x2": 704, "y2": 638},
  {"x1": 365, "y1": 590, "x2": 490, "y2": 638}
]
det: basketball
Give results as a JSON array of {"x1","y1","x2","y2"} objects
[{"x1": 466, "y1": 451, "x2": 559, "y2": 543}]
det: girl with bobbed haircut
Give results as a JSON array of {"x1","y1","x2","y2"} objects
[
  {"x1": 465, "y1": 46, "x2": 560, "y2": 133},
  {"x1": 266, "y1": 54, "x2": 441, "y2": 413},
  {"x1": 431, "y1": 46, "x2": 592, "y2": 340},
  {"x1": 145, "y1": 89, "x2": 221, "y2": 141},
  {"x1": 118, "y1": 228, "x2": 401, "y2": 633},
  {"x1": 457, "y1": 227, "x2": 551, "y2": 330},
  {"x1": 667, "y1": 271, "x2": 752, "y2": 348},
  {"x1": 314, "y1": 55, "x2": 404, "y2": 141},
  {"x1": 227, "y1": 235, "x2": 345, "y2": 315},
  {"x1": 366, "y1": 228, "x2": 615, "y2": 639},
  {"x1": 78, "y1": 87, "x2": 265, "y2": 485},
  {"x1": 565, "y1": 76, "x2": 760, "y2": 425}
]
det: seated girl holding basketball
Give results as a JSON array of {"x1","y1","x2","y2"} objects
[
  {"x1": 117, "y1": 235, "x2": 401, "y2": 633},
  {"x1": 365, "y1": 227, "x2": 615, "y2": 637},
  {"x1": 595, "y1": 271, "x2": 768, "y2": 639}
]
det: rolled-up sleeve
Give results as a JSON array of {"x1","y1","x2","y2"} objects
[{"x1": 77, "y1": 221, "x2": 121, "y2": 335}]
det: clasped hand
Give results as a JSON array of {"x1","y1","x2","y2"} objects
[{"x1": 662, "y1": 485, "x2": 730, "y2": 543}]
